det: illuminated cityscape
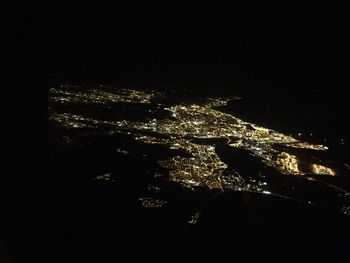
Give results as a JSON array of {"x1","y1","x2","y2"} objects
[
  {"x1": 49, "y1": 85, "x2": 159, "y2": 105},
  {"x1": 49, "y1": 85, "x2": 348, "y2": 212},
  {"x1": 42, "y1": 6, "x2": 350, "y2": 261}
]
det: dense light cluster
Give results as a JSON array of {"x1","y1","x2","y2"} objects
[
  {"x1": 49, "y1": 86, "x2": 337, "y2": 195},
  {"x1": 49, "y1": 86, "x2": 159, "y2": 105}
]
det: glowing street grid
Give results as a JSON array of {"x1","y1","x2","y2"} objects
[{"x1": 49, "y1": 86, "x2": 335, "y2": 192}]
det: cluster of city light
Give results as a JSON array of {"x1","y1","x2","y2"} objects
[
  {"x1": 49, "y1": 86, "x2": 159, "y2": 105},
  {"x1": 139, "y1": 197, "x2": 167, "y2": 208},
  {"x1": 49, "y1": 113, "x2": 98, "y2": 129},
  {"x1": 188, "y1": 211, "x2": 201, "y2": 225},
  {"x1": 49, "y1": 86, "x2": 337, "y2": 194},
  {"x1": 94, "y1": 173, "x2": 115, "y2": 182},
  {"x1": 312, "y1": 164, "x2": 336, "y2": 176},
  {"x1": 271, "y1": 152, "x2": 300, "y2": 175},
  {"x1": 135, "y1": 135, "x2": 250, "y2": 191},
  {"x1": 49, "y1": 112, "x2": 115, "y2": 129},
  {"x1": 126, "y1": 103, "x2": 332, "y2": 176}
]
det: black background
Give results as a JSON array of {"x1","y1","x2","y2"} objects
[{"x1": 5, "y1": 2, "x2": 350, "y2": 262}]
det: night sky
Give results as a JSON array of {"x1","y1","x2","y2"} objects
[{"x1": 48, "y1": 3, "x2": 349, "y2": 90}]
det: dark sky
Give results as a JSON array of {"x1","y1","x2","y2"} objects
[{"x1": 47, "y1": 3, "x2": 349, "y2": 94}]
